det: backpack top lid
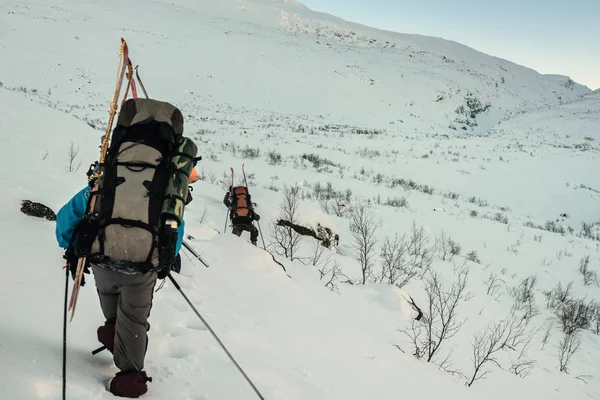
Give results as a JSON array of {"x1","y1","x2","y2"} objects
[{"x1": 117, "y1": 98, "x2": 184, "y2": 135}]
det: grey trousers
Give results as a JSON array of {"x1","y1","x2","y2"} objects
[{"x1": 91, "y1": 265, "x2": 157, "y2": 372}]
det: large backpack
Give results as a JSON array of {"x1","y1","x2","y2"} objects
[
  {"x1": 230, "y1": 186, "x2": 254, "y2": 225},
  {"x1": 77, "y1": 98, "x2": 198, "y2": 274}
]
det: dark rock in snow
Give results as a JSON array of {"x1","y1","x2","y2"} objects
[{"x1": 21, "y1": 200, "x2": 56, "y2": 221}]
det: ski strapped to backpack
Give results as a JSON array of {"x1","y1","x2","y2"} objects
[{"x1": 68, "y1": 38, "x2": 131, "y2": 321}]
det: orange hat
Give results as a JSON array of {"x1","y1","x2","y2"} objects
[{"x1": 189, "y1": 167, "x2": 200, "y2": 184}]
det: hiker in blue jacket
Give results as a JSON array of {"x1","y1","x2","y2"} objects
[{"x1": 55, "y1": 185, "x2": 186, "y2": 398}]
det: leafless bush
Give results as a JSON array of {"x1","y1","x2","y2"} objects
[
  {"x1": 509, "y1": 335, "x2": 535, "y2": 378},
  {"x1": 544, "y1": 281, "x2": 574, "y2": 310},
  {"x1": 349, "y1": 203, "x2": 378, "y2": 284},
  {"x1": 319, "y1": 197, "x2": 351, "y2": 217},
  {"x1": 267, "y1": 150, "x2": 282, "y2": 165},
  {"x1": 558, "y1": 299, "x2": 595, "y2": 335},
  {"x1": 407, "y1": 222, "x2": 434, "y2": 271},
  {"x1": 66, "y1": 141, "x2": 82, "y2": 172},
  {"x1": 379, "y1": 234, "x2": 417, "y2": 288},
  {"x1": 467, "y1": 312, "x2": 534, "y2": 386},
  {"x1": 402, "y1": 268, "x2": 469, "y2": 363},
  {"x1": 544, "y1": 281, "x2": 594, "y2": 334},
  {"x1": 435, "y1": 231, "x2": 461, "y2": 261},
  {"x1": 485, "y1": 273, "x2": 505, "y2": 298},
  {"x1": 579, "y1": 256, "x2": 598, "y2": 286},
  {"x1": 558, "y1": 331, "x2": 582, "y2": 373},
  {"x1": 197, "y1": 206, "x2": 208, "y2": 225},
  {"x1": 270, "y1": 185, "x2": 301, "y2": 261},
  {"x1": 318, "y1": 259, "x2": 345, "y2": 293},
  {"x1": 240, "y1": 146, "x2": 260, "y2": 159},
  {"x1": 508, "y1": 275, "x2": 539, "y2": 320},
  {"x1": 541, "y1": 321, "x2": 554, "y2": 350},
  {"x1": 593, "y1": 304, "x2": 600, "y2": 335},
  {"x1": 466, "y1": 250, "x2": 481, "y2": 264}
]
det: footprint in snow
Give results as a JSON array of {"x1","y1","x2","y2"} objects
[
  {"x1": 167, "y1": 344, "x2": 193, "y2": 359},
  {"x1": 166, "y1": 325, "x2": 187, "y2": 338},
  {"x1": 185, "y1": 320, "x2": 207, "y2": 332}
]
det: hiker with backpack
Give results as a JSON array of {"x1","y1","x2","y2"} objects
[
  {"x1": 56, "y1": 98, "x2": 198, "y2": 398},
  {"x1": 223, "y1": 185, "x2": 260, "y2": 246}
]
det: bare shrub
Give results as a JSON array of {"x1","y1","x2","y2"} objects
[
  {"x1": 558, "y1": 332, "x2": 582, "y2": 373},
  {"x1": 402, "y1": 268, "x2": 469, "y2": 363},
  {"x1": 407, "y1": 222, "x2": 434, "y2": 271},
  {"x1": 196, "y1": 206, "x2": 208, "y2": 225},
  {"x1": 466, "y1": 312, "x2": 534, "y2": 386},
  {"x1": 466, "y1": 250, "x2": 481, "y2": 264},
  {"x1": 541, "y1": 321, "x2": 554, "y2": 350},
  {"x1": 579, "y1": 256, "x2": 598, "y2": 286},
  {"x1": 508, "y1": 276, "x2": 539, "y2": 320},
  {"x1": 436, "y1": 231, "x2": 461, "y2": 261},
  {"x1": 240, "y1": 146, "x2": 260, "y2": 159},
  {"x1": 385, "y1": 197, "x2": 409, "y2": 208},
  {"x1": 270, "y1": 185, "x2": 301, "y2": 261},
  {"x1": 485, "y1": 273, "x2": 505, "y2": 298},
  {"x1": 267, "y1": 150, "x2": 282, "y2": 165},
  {"x1": 349, "y1": 203, "x2": 378, "y2": 284},
  {"x1": 379, "y1": 234, "x2": 417, "y2": 288},
  {"x1": 318, "y1": 259, "x2": 345, "y2": 293},
  {"x1": 66, "y1": 141, "x2": 82, "y2": 172}
]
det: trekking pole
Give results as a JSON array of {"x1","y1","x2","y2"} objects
[
  {"x1": 256, "y1": 221, "x2": 267, "y2": 250},
  {"x1": 134, "y1": 65, "x2": 150, "y2": 99},
  {"x1": 167, "y1": 274, "x2": 266, "y2": 399},
  {"x1": 223, "y1": 209, "x2": 229, "y2": 234},
  {"x1": 62, "y1": 265, "x2": 69, "y2": 400},
  {"x1": 182, "y1": 240, "x2": 210, "y2": 268}
]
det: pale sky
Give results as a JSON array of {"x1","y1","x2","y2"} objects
[{"x1": 300, "y1": 0, "x2": 599, "y2": 90}]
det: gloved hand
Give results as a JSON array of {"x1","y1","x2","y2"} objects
[
  {"x1": 253, "y1": 212, "x2": 260, "y2": 221},
  {"x1": 64, "y1": 249, "x2": 90, "y2": 286},
  {"x1": 157, "y1": 264, "x2": 170, "y2": 280},
  {"x1": 157, "y1": 254, "x2": 181, "y2": 280}
]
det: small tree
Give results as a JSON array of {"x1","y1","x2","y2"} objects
[
  {"x1": 558, "y1": 331, "x2": 581, "y2": 373},
  {"x1": 349, "y1": 203, "x2": 378, "y2": 284},
  {"x1": 467, "y1": 311, "x2": 534, "y2": 386},
  {"x1": 66, "y1": 141, "x2": 82, "y2": 172},
  {"x1": 380, "y1": 234, "x2": 417, "y2": 288},
  {"x1": 579, "y1": 256, "x2": 598, "y2": 286},
  {"x1": 270, "y1": 185, "x2": 301, "y2": 261},
  {"x1": 436, "y1": 231, "x2": 461, "y2": 261},
  {"x1": 407, "y1": 222, "x2": 434, "y2": 271},
  {"x1": 402, "y1": 268, "x2": 469, "y2": 363}
]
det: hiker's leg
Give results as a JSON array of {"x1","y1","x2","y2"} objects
[
  {"x1": 232, "y1": 224, "x2": 243, "y2": 237},
  {"x1": 91, "y1": 265, "x2": 120, "y2": 322},
  {"x1": 249, "y1": 224, "x2": 259, "y2": 245},
  {"x1": 113, "y1": 272, "x2": 158, "y2": 371}
]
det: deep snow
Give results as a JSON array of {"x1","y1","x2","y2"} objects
[{"x1": 1, "y1": 0, "x2": 599, "y2": 399}]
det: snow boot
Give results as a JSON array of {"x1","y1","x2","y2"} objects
[
  {"x1": 97, "y1": 319, "x2": 116, "y2": 353},
  {"x1": 109, "y1": 370, "x2": 152, "y2": 398}
]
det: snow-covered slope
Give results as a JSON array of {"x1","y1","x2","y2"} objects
[
  {"x1": 1, "y1": 0, "x2": 600, "y2": 399},
  {"x1": 0, "y1": 0, "x2": 591, "y2": 137}
]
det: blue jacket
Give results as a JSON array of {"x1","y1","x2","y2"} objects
[{"x1": 55, "y1": 187, "x2": 184, "y2": 255}]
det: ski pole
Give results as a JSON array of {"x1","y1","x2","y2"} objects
[
  {"x1": 223, "y1": 209, "x2": 229, "y2": 234},
  {"x1": 62, "y1": 265, "x2": 69, "y2": 400},
  {"x1": 134, "y1": 65, "x2": 149, "y2": 99},
  {"x1": 182, "y1": 240, "x2": 209, "y2": 268},
  {"x1": 256, "y1": 221, "x2": 267, "y2": 250},
  {"x1": 167, "y1": 274, "x2": 266, "y2": 400}
]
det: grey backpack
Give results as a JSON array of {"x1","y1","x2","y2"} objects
[{"x1": 77, "y1": 98, "x2": 198, "y2": 274}]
